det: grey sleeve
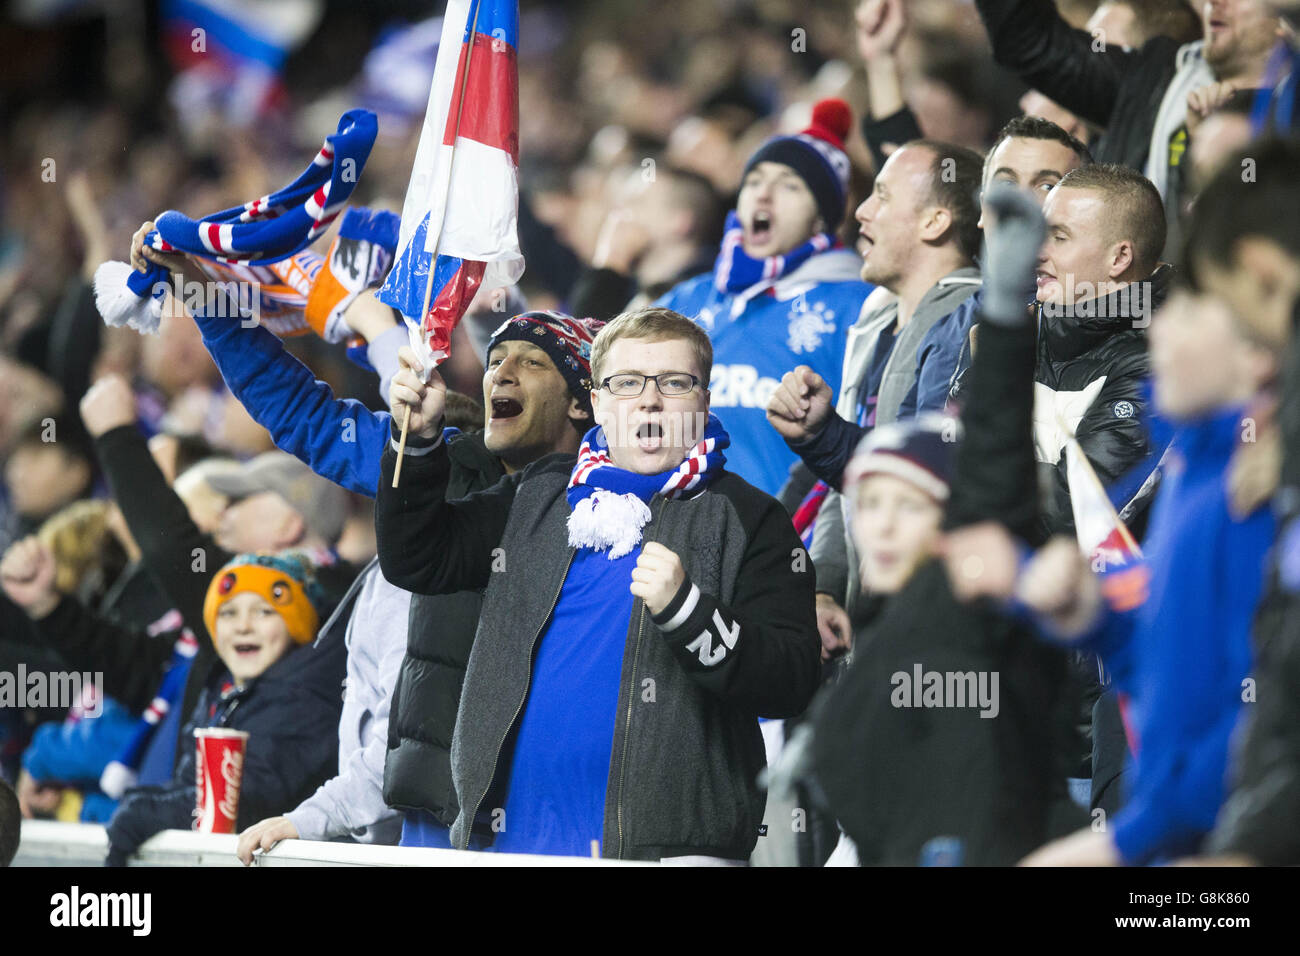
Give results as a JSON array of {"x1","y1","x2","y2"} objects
[
  {"x1": 367, "y1": 324, "x2": 410, "y2": 413},
  {"x1": 810, "y1": 488, "x2": 850, "y2": 602}
]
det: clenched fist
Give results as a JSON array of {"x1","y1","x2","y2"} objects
[
  {"x1": 130, "y1": 219, "x2": 193, "y2": 281},
  {"x1": 630, "y1": 541, "x2": 686, "y2": 617},
  {"x1": 389, "y1": 345, "x2": 446, "y2": 440},
  {"x1": 80, "y1": 374, "x2": 138, "y2": 438},
  {"x1": 766, "y1": 366, "x2": 834, "y2": 443},
  {"x1": 816, "y1": 592, "x2": 852, "y2": 660},
  {"x1": 0, "y1": 536, "x2": 60, "y2": 620}
]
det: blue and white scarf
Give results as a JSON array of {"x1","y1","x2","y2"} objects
[
  {"x1": 567, "y1": 415, "x2": 730, "y2": 559},
  {"x1": 712, "y1": 210, "x2": 836, "y2": 299},
  {"x1": 98, "y1": 617, "x2": 199, "y2": 799},
  {"x1": 93, "y1": 109, "x2": 378, "y2": 334}
]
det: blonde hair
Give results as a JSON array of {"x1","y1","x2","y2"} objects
[
  {"x1": 589, "y1": 307, "x2": 713, "y2": 387},
  {"x1": 37, "y1": 499, "x2": 113, "y2": 595}
]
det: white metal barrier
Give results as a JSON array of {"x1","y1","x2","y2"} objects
[{"x1": 13, "y1": 820, "x2": 650, "y2": 867}]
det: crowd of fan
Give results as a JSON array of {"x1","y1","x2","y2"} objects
[{"x1": 1, "y1": 0, "x2": 1298, "y2": 867}]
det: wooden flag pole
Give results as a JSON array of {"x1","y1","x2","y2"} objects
[
  {"x1": 392, "y1": 0, "x2": 484, "y2": 489},
  {"x1": 391, "y1": 268, "x2": 438, "y2": 488}
]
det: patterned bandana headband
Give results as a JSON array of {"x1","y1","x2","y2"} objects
[
  {"x1": 93, "y1": 109, "x2": 379, "y2": 335},
  {"x1": 566, "y1": 414, "x2": 730, "y2": 559}
]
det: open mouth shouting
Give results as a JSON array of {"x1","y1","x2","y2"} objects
[
  {"x1": 490, "y1": 394, "x2": 524, "y2": 421},
  {"x1": 635, "y1": 420, "x2": 665, "y2": 452},
  {"x1": 859, "y1": 227, "x2": 875, "y2": 260},
  {"x1": 232, "y1": 642, "x2": 263, "y2": 659},
  {"x1": 747, "y1": 209, "x2": 774, "y2": 250}
]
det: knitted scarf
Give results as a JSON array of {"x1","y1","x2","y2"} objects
[
  {"x1": 98, "y1": 619, "x2": 199, "y2": 800},
  {"x1": 712, "y1": 209, "x2": 836, "y2": 301},
  {"x1": 566, "y1": 414, "x2": 730, "y2": 559},
  {"x1": 791, "y1": 479, "x2": 830, "y2": 549},
  {"x1": 93, "y1": 109, "x2": 379, "y2": 335}
]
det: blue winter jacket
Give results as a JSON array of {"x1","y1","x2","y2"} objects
[
  {"x1": 897, "y1": 289, "x2": 983, "y2": 419},
  {"x1": 189, "y1": 305, "x2": 399, "y2": 496},
  {"x1": 656, "y1": 250, "x2": 873, "y2": 496},
  {"x1": 21, "y1": 698, "x2": 137, "y2": 822},
  {"x1": 1079, "y1": 405, "x2": 1274, "y2": 864}
]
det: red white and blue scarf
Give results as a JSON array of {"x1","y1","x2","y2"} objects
[
  {"x1": 566, "y1": 414, "x2": 730, "y2": 559},
  {"x1": 93, "y1": 109, "x2": 378, "y2": 335}
]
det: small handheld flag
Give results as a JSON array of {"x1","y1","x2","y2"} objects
[{"x1": 1064, "y1": 436, "x2": 1149, "y2": 612}]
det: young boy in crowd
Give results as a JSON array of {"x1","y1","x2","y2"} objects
[
  {"x1": 97, "y1": 551, "x2": 344, "y2": 865},
  {"x1": 812, "y1": 413, "x2": 1071, "y2": 864},
  {"x1": 2, "y1": 542, "x2": 344, "y2": 864}
]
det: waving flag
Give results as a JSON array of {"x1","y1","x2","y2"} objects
[
  {"x1": 377, "y1": 0, "x2": 524, "y2": 370},
  {"x1": 1064, "y1": 437, "x2": 1149, "y2": 613}
]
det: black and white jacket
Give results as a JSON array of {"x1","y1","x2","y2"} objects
[{"x1": 1030, "y1": 264, "x2": 1172, "y2": 539}]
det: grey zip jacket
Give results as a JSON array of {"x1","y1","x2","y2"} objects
[{"x1": 375, "y1": 426, "x2": 821, "y2": 861}]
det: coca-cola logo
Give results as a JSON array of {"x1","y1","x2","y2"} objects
[{"x1": 218, "y1": 747, "x2": 243, "y2": 822}]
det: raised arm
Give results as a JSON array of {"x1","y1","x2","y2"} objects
[
  {"x1": 84, "y1": 402, "x2": 225, "y2": 631},
  {"x1": 189, "y1": 292, "x2": 394, "y2": 497},
  {"x1": 943, "y1": 189, "x2": 1046, "y2": 545},
  {"x1": 973, "y1": 0, "x2": 1137, "y2": 129},
  {"x1": 375, "y1": 429, "x2": 523, "y2": 596}
]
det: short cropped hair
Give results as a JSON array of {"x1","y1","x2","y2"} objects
[
  {"x1": 909, "y1": 140, "x2": 986, "y2": 262},
  {"x1": 590, "y1": 308, "x2": 713, "y2": 386},
  {"x1": 1056, "y1": 163, "x2": 1167, "y2": 271},
  {"x1": 982, "y1": 115, "x2": 1094, "y2": 187}
]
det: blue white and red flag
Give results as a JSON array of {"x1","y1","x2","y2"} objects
[{"x1": 377, "y1": 0, "x2": 524, "y2": 368}]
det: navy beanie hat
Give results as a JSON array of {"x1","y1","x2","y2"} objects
[
  {"x1": 743, "y1": 98, "x2": 854, "y2": 231},
  {"x1": 843, "y1": 414, "x2": 961, "y2": 503}
]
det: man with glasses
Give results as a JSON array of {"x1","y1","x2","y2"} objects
[{"x1": 375, "y1": 307, "x2": 820, "y2": 862}]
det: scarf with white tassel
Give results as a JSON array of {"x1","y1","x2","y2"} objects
[
  {"x1": 566, "y1": 414, "x2": 730, "y2": 559},
  {"x1": 92, "y1": 109, "x2": 378, "y2": 336}
]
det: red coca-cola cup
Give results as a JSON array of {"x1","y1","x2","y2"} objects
[{"x1": 194, "y1": 728, "x2": 249, "y2": 834}]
